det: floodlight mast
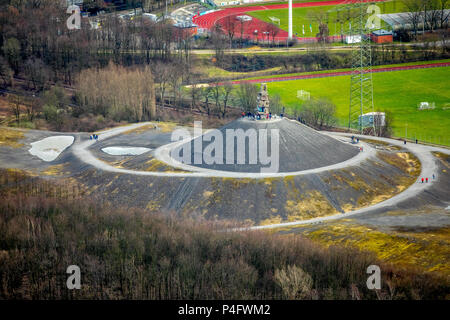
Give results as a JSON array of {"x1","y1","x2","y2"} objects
[
  {"x1": 330, "y1": 0, "x2": 376, "y2": 135},
  {"x1": 288, "y1": 0, "x2": 293, "y2": 40}
]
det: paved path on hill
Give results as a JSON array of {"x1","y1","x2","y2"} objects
[
  {"x1": 234, "y1": 132, "x2": 450, "y2": 231},
  {"x1": 72, "y1": 121, "x2": 373, "y2": 178}
]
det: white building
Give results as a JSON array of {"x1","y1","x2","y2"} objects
[
  {"x1": 358, "y1": 112, "x2": 386, "y2": 127},
  {"x1": 345, "y1": 35, "x2": 362, "y2": 44}
]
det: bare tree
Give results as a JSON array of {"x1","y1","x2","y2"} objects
[
  {"x1": 222, "y1": 16, "x2": 237, "y2": 48},
  {"x1": 221, "y1": 82, "x2": 233, "y2": 118},
  {"x1": 270, "y1": 93, "x2": 283, "y2": 115},
  {"x1": 200, "y1": 86, "x2": 213, "y2": 116},
  {"x1": 238, "y1": 18, "x2": 246, "y2": 47},
  {"x1": 307, "y1": 9, "x2": 328, "y2": 25},
  {"x1": 77, "y1": 63, "x2": 156, "y2": 122},
  {"x1": 266, "y1": 23, "x2": 280, "y2": 46},
  {"x1": 274, "y1": 265, "x2": 313, "y2": 300},
  {"x1": 2, "y1": 37, "x2": 21, "y2": 74},
  {"x1": 210, "y1": 24, "x2": 226, "y2": 67},
  {"x1": 0, "y1": 56, "x2": 13, "y2": 88},
  {"x1": 24, "y1": 57, "x2": 49, "y2": 91},
  {"x1": 24, "y1": 95, "x2": 40, "y2": 122},
  {"x1": 299, "y1": 97, "x2": 336, "y2": 128},
  {"x1": 317, "y1": 23, "x2": 330, "y2": 44},
  {"x1": 167, "y1": 64, "x2": 183, "y2": 107},
  {"x1": 402, "y1": 0, "x2": 425, "y2": 39},
  {"x1": 8, "y1": 94, "x2": 21, "y2": 124},
  {"x1": 438, "y1": 0, "x2": 450, "y2": 29},
  {"x1": 211, "y1": 80, "x2": 222, "y2": 117},
  {"x1": 153, "y1": 62, "x2": 171, "y2": 105},
  {"x1": 236, "y1": 81, "x2": 258, "y2": 113},
  {"x1": 423, "y1": 0, "x2": 441, "y2": 31},
  {"x1": 186, "y1": 73, "x2": 202, "y2": 111}
]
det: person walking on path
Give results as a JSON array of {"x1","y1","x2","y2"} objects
[{"x1": 421, "y1": 178, "x2": 424, "y2": 183}]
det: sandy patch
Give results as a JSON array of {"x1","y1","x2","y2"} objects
[{"x1": 29, "y1": 136, "x2": 74, "y2": 161}]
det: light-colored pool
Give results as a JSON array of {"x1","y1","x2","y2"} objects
[{"x1": 102, "y1": 146, "x2": 151, "y2": 156}]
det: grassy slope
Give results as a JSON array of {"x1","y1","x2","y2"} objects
[
  {"x1": 266, "y1": 66, "x2": 450, "y2": 145},
  {"x1": 277, "y1": 221, "x2": 450, "y2": 275},
  {"x1": 248, "y1": 0, "x2": 404, "y2": 37}
]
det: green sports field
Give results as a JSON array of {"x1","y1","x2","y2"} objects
[
  {"x1": 266, "y1": 66, "x2": 450, "y2": 146},
  {"x1": 247, "y1": 0, "x2": 406, "y2": 37}
]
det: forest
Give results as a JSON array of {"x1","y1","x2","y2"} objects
[{"x1": 0, "y1": 168, "x2": 448, "y2": 300}]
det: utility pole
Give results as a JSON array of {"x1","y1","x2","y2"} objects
[
  {"x1": 331, "y1": 0, "x2": 376, "y2": 135},
  {"x1": 288, "y1": 0, "x2": 293, "y2": 40}
]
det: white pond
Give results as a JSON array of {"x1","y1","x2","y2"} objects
[
  {"x1": 102, "y1": 146, "x2": 151, "y2": 156},
  {"x1": 29, "y1": 136, "x2": 74, "y2": 162}
]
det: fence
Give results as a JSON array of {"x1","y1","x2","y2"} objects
[{"x1": 333, "y1": 119, "x2": 450, "y2": 147}]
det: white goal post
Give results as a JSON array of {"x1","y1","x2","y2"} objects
[
  {"x1": 297, "y1": 90, "x2": 310, "y2": 101},
  {"x1": 269, "y1": 16, "x2": 280, "y2": 26}
]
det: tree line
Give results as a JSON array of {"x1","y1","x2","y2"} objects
[
  {"x1": 0, "y1": 0, "x2": 193, "y2": 89},
  {"x1": 0, "y1": 168, "x2": 448, "y2": 299}
]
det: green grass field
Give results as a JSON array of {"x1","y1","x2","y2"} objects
[
  {"x1": 266, "y1": 66, "x2": 450, "y2": 145},
  {"x1": 247, "y1": 0, "x2": 406, "y2": 37},
  {"x1": 244, "y1": 59, "x2": 450, "y2": 80}
]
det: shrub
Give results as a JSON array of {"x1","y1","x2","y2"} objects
[{"x1": 275, "y1": 265, "x2": 313, "y2": 299}]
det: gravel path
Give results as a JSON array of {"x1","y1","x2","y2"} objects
[
  {"x1": 71, "y1": 121, "x2": 449, "y2": 229},
  {"x1": 72, "y1": 121, "x2": 373, "y2": 178}
]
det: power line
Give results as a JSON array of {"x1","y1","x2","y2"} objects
[{"x1": 330, "y1": 0, "x2": 376, "y2": 135}]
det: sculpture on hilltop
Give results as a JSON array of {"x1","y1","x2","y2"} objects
[{"x1": 256, "y1": 83, "x2": 270, "y2": 118}]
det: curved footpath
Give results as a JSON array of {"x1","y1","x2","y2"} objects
[
  {"x1": 73, "y1": 121, "x2": 373, "y2": 178},
  {"x1": 235, "y1": 132, "x2": 450, "y2": 231},
  {"x1": 71, "y1": 121, "x2": 450, "y2": 229}
]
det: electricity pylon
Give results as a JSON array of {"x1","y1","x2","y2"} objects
[{"x1": 330, "y1": 1, "x2": 376, "y2": 134}]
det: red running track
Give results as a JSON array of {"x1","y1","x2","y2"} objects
[
  {"x1": 227, "y1": 62, "x2": 450, "y2": 84},
  {"x1": 194, "y1": 0, "x2": 386, "y2": 42}
]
